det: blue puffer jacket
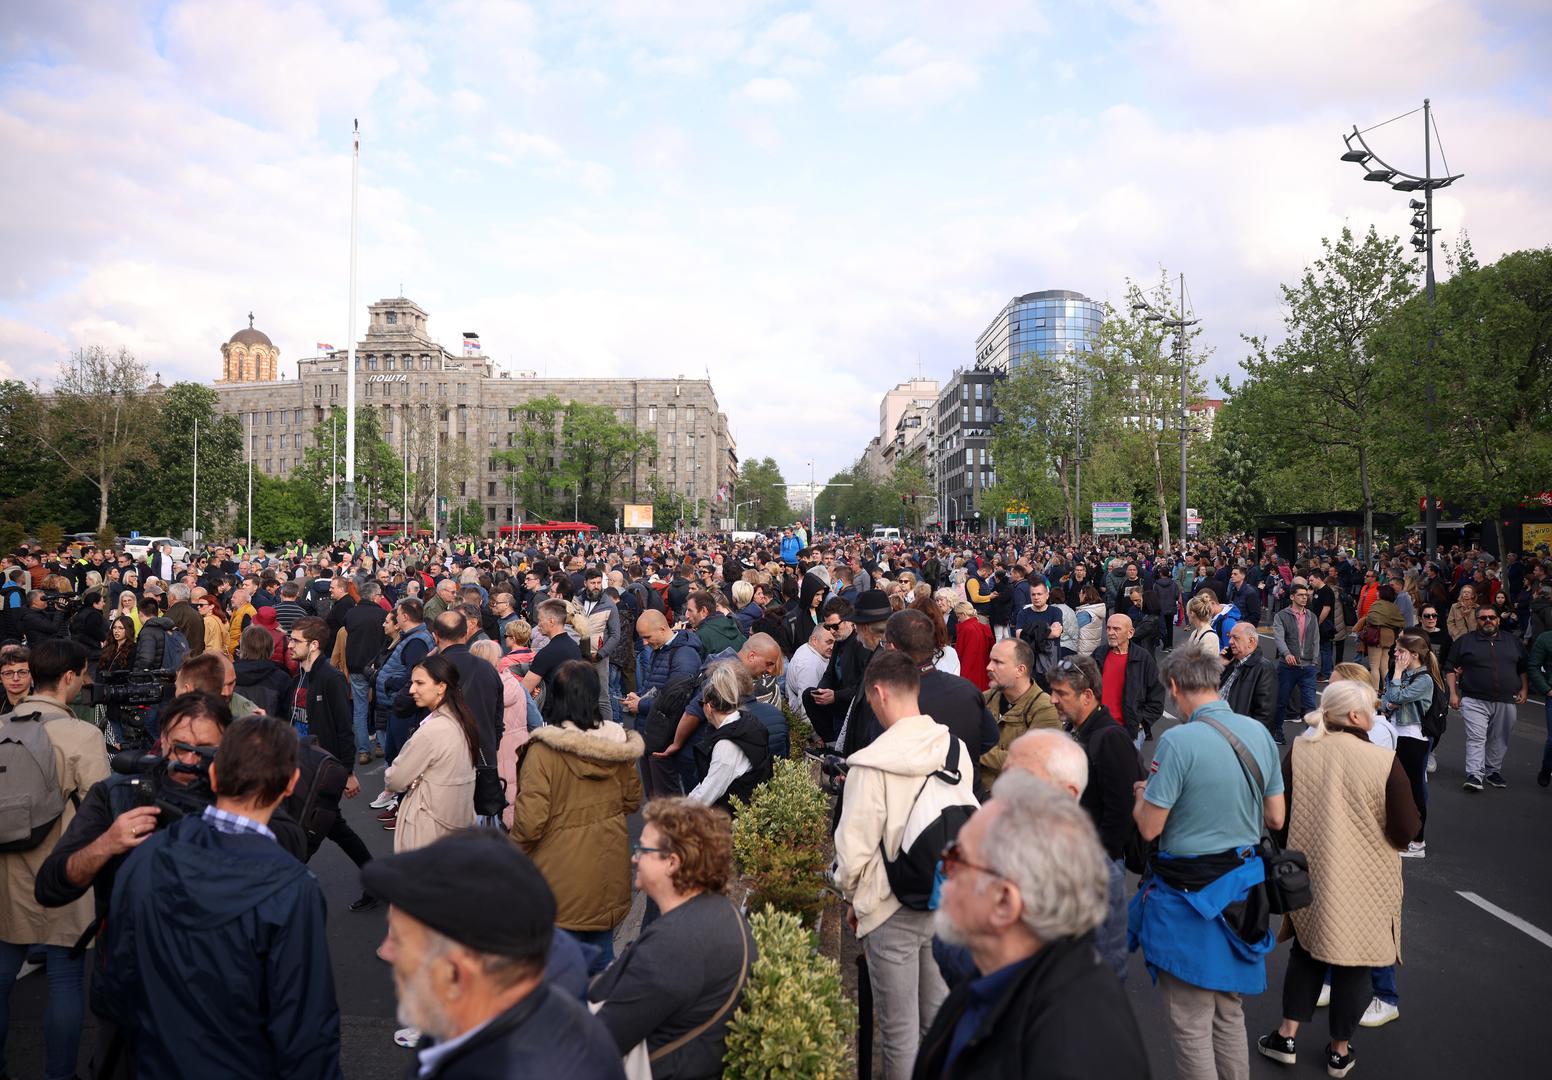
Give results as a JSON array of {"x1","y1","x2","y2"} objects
[
  {"x1": 637, "y1": 630, "x2": 705, "y2": 715},
  {"x1": 780, "y1": 535, "x2": 802, "y2": 565}
]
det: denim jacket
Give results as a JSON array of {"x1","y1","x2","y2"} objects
[{"x1": 1381, "y1": 666, "x2": 1434, "y2": 736}]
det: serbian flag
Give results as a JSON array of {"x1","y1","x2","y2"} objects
[{"x1": 317, "y1": 342, "x2": 335, "y2": 352}]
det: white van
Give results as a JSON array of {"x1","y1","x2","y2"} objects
[{"x1": 871, "y1": 527, "x2": 901, "y2": 542}]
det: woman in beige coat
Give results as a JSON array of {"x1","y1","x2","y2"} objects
[
  {"x1": 1256, "y1": 679, "x2": 1420, "y2": 1077},
  {"x1": 383, "y1": 653, "x2": 477, "y2": 853}
]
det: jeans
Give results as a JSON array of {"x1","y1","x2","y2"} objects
[
  {"x1": 570, "y1": 928, "x2": 615, "y2": 976},
  {"x1": 1319, "y1": 639, "x2": 1335, "y2": 680},
  {"x1": 0, "y1": 941, "x2": 85, "y2": 1080},
  {"x1": 592, "y1": 657, "x2": 612, "y2": 726},
  {"x1": 349, "y1": 673, "x2": 372, "y2": 755},
  {"x1": 1276, "y1": 663, "x2": 1318, "y2": 740},
  {"x1": 1370, "y1": 964, "x2": 1399, "y2": 1006},
  {"x1": 1157, "y1": 968, "x2": 1247, "y2": 1080},
  {"x1": 861, "y1": 906, "x2": 947, "y2": 1080},
  {"x1": 1541, "y1": 700, "x2": 1552, "y2": 777},
  {"x1": 608, "y1": 664, "x2": 624, "y2": 727}
]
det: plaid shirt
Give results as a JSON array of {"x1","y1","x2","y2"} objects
[{"x1": 201, "y1": 804, "x2": 277, "y2": 842}]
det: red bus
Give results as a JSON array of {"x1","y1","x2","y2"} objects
[{"x1": 497, "y1": 521, "x2": 598, "y2": 536}]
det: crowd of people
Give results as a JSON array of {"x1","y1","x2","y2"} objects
[{"x1": 0, "y1": 523, "x2": 1546, "y2": 1078}]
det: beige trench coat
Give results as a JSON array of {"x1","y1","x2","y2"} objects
[
  {"x1": 383, "y1": 707, "x2": 475, "y2": 853},
  {"x1": 0, "y1": 698, "x2": 111, "y2": 946}
]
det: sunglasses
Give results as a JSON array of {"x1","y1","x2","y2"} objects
[
  {"x1": 822, "y1": 620, "x2": 843, "y2": 630},
  {"x1": 939, "y1": 839, "x2": 1004, "y2": 881},
  {"x1": 1421, "y1": 612, "x2": 1438, "y2": 619},
  {"x1": 1478, "y1": 615, "x2": 1499, "y2": 622}
]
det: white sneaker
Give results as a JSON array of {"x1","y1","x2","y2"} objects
[
  {"x1": 1316, "y1": 982, "x2": 1331, "y2": 1008},
  {"x1": 1359, "y1": 997, "x2": 1400, "y2": 1028},
  {"x1": 370, "y1": 790, "x2": 398, "y2": 810},
  {"x1": 1427, "y1": 753, "x2": 1437, "y2": 774},
  {"x1": 394, "y1": 1026, "x2": 422, "y2": 1048},
  {"x1": 1400, "y1": 841, "x2": 1426, "y2": 859}
]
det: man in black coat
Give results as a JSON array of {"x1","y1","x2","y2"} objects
[
  {"x1": 1092, "y1": 613, "x2": 1166, "y2": 745},
  {"x1": 91, "y1": 715, "x2": 344, "y2": 1080},
  {"x1": 1219, "y1": 622, "x2": 1277, "y2": 737},
  {"x1": 431, "y1": 610, "x2": 502, "y2": 763},
  {"x1": 342, "y1": 582, "x2": 389, "y2": 761},
  {"x1": 1047, "y1": 655, "x2": 1144, "y2": 863},
  {"x1": 914, "y1": 772, "x2": 1150, "y2": 1080}
]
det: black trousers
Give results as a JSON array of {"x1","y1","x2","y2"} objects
[
  {"x1": 1395, "y1": 736, "x2": 1429, "y2": 842},
  {"x1": 309, "y1": 811, "x2": 373, "y2": 868},
  {"x1": 1283, "y1": 938, "x2": 1369, "y2": 1043}
]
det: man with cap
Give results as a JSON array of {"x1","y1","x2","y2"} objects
[{"x1": 363, "y1": 829, "x2": 625, "y2": 1078}]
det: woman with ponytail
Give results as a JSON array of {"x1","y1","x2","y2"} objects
[
  {"x1": 1379, "y1": 631, "x2": 1439, "y2": 860},
  {"x1": 383, "y1": 652, "x2": 477, "y2": 851}
]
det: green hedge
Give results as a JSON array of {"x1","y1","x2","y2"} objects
[
  {"x1": 723, "y1": 907, "x2": 854, "y2": 1079},
  {"x1": 731, "y1": 756, "x2": 831, "y2": 921}
]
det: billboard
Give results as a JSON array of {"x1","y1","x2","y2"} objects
[
  {"x1": 1092, "y1": 502, "x2": 1132, "y2": 535},
  {"x1": 623, "y1": 504, "x2": 654, "y2": 530}
]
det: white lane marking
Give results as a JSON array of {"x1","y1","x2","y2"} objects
[{"x1": 1457, "y1": 891, "x2": 1552, "y2": 950}]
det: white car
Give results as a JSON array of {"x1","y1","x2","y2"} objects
[{"x1": 122, "y1": 536, "x2": 190, "y2": 563}]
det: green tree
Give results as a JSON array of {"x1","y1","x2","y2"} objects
[
  {"x1": 15, "y1": 346, "x2": 162, "y2": 530},
  {"x1": 1240, "y1": 226, "x2": 1419, "y2": 557},
  {"x1": 736, "y1": 457, "x2": 792, "y2": 529},
  {"x1": 1373, "y1": 242, "x2": 1552, "y2": 555},
  {"x1": 114, "y1": 382, "x2": 245, "y2": 540},
  {"x1": 250, "y1": 474, "x2": 328, "y2": 546},
  {"x1": 448, "y1": 499, "x2": 485, "y2": 536},
  {"x1": 554, "y1": 401, "x2": 657, "y2": 526},
  {"x1": 297, "y1": 406, "x2": 403, "y2": 534}
]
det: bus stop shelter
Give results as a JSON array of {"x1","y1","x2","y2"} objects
[{"x1": 1255, "y1": 512, "x2": 1400, "y2": 564}]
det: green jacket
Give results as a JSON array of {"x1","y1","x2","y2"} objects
[
  {"x1": 1529, "y1": 630, "x2": 1552, "y2": 697},
  {"x1": 695, "y1": 613, "x2": 747, "y2": 656}
]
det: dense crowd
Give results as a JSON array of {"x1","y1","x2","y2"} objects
[{"x1": 0, "y1": 524, "x2": 1547, "y2": 1078}]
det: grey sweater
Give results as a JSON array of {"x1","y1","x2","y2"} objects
[{"x1": 588, "y1": 892, "x2": 754, "y2": 1079}]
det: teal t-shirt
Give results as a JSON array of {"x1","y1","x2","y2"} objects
[{"x1": 1143, "y1": 699, "x2": 1283, "y2": 857}]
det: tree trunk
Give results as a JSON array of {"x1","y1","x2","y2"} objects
[
  {"x1": 1358, "y1": 446, "x2": 1373, "y2": 564},
  {"x1": 1056, "y1": 458, "x2": 1074, "y2": 543},
  {"x1": 1152, "y1": 439, "x2": 1172, "y2": 551},
  {"x1": 97, "y1": 474, "x2": 110, "y2": 532}
]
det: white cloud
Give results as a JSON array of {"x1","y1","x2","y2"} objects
[
  {"x1": 736, "y1": 76, "x2": 797, "y2": 105},
  {"x1": 845, "y1": 38, "x2": 980, "y2": 110}
]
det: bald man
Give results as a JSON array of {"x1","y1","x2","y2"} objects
[
  {"x1": 1092, "y1": 611, "x2": 1165, "y2": 748},
  {"x1": 661, "y1": 632, "x2": 791, "y2": 780},
  {"x1": 935, "y1": 728, "x2": 1131, "y2": 985}
]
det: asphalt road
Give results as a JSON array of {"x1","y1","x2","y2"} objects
[{"x1": 7, "y1": 644, "x2": 1550, "y2": 1078}]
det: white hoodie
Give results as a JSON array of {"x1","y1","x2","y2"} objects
[{"x1": 831, "y1": 715, "x2": 976, "y2": 936}]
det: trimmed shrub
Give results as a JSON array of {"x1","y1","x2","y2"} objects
[
  {"x1": 731, "y1": 756, "x2": 830, "y2": 920},
  {"x1": 779, "y1": 694, "x2": 815, "y2": 758},
  {"x1": 723, "y1": 907, "x2": 854, "y2": 1079}
]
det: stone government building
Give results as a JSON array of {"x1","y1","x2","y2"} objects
[{"x1": 211, "y1": 297, "x2": 738, "y2": 533}]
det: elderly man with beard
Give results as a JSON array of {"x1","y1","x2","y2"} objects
[
  {"x1": 364, "y1": 830, "x2": 623, "y2": 1078},
  {"x1": 914, "y1": 772, "x2": 1149, "y2": 1079}
]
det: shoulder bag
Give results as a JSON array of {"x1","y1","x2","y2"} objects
[
  {"x1": 1196, "y1": 714, "x2": 1313, "y2": 914},
  {"x1": 473, "y1": 746, "x2": 507, "y2": 818},
  {"x1": 590, "y1": 896, "x2": 751, "y2": 1080}
]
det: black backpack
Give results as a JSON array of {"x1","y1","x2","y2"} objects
[
  {"x1": 879, "y1": 737, "x2": 979, "y2": 911},
  {"x1": 1420, "y1": 675, "x2": 1449, "y2": 740},
  {"x1": 1338, "y1": 591, "x2": 1357, "y2": 627},
  {"x1": 286, "y1": 740, "x2": 349, "y2": 860}
]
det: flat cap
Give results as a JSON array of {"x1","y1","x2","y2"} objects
[
  {"x1": 853, "y1": 588, "x2": 892, "y2": 624},
  {"x1": 361, "y1": 829, "x2": 556, "y2": 958}
]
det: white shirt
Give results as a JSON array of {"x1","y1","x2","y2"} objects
[
  {"x1": 932, "y1": 647, "x2": 961, "y2": 676},
  {"x1": 786, "y1": 643, "x2": 829, "y2": 716},
  {"x1": 688, "y1": 711, "x2": 753, "y2": 805}
]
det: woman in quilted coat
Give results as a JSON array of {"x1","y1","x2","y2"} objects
[{"x1": 1256, "y1": 678, "x2": 1420, "y2": 1078}]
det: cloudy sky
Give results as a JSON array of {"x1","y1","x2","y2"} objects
[{"x1": 3, "y1": 1, "x2": 1550, "y2": 485}]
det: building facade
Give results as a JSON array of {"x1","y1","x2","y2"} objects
[
  {"x1": 934, "y1": 366, "x2": 1000, "y2": 529},
  {"x1": 973, "y1": 289, "x2": 1103, "y2": 373},
  {"x1": 219, "y1": 314, "x2": 281, "y2": 382},
  {"x1": 209, "y1": 297, "x2": 738, "y2": 533}
]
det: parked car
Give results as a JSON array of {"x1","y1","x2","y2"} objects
[{"x1": 122, "y1": 535, "x2": 190, "y2": 562}]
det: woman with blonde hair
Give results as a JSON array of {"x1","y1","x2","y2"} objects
[
  {"x1": 951, "y1": 599, "x2": 993, "y2": 691},
  {"x1": 116, "y1": 588, "x2": 143, "y2": 633},
  {"x1": 1184, "y1": 590, "x2": 1221, "y2": 657},
  {"x1": 1257, "y1": 679, "x2": 1419, "y2": 1075}
]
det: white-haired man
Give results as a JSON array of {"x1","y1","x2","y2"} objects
[{"x1": 917, "y1": 771, "x2": 1148, "y2": 1078}]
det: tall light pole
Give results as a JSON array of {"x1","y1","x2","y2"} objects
[
  {"x1": 340, "y1": 118, "x2": 361, "y2": 543},
  {"x1": 1341, "y1": 99, "x2": 1462, "y2": 558},
  {"x1": 1131, "y1": 276, "x2": 1198, "y2": 551},
  {"x1": 191, "y1": 417, "x2": 198, "y2": 544}
]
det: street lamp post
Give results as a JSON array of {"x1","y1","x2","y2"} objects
[
  {"x1": 1340, "y1": 99, "x2": 1462, "y2": 559},
  {"x1": 1131, "y1": 276, "x2": 1199, "y2": 552}
]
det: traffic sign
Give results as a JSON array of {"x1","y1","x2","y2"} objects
[
  {"x1": 1006, "y1": 513, "x2": 1030, "y2": 527},
  {"x1": 130, "y1": 530, "x2": 140, "y2": 539},
  {"x1": 1092, "y1": 502, "x2": 1132, "y2": 535}
]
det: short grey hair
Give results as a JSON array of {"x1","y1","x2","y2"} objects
[
  {"x1": 168, "y1": 583, "x2": 192, "y2": 603},
  {"x1": 1159, "y1": 643, "x2": 1224, "y2": 692},
  {"x1": 984, "y1": 771, "x2": 1109, "y2": 942}
]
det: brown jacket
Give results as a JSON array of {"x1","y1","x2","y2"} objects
[
  {"x1": 980, "y1": 683, "x2": 1061, "y2": 783},
  {"x1": 1280, "y1": 730, "x2": 1419, "y2": 966},
  {"x1": 511, "y1": 721, "x2": 644, "y2": 932}
]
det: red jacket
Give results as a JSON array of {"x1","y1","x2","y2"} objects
[{"x1": 953, "y1": 617, "x2": 994, "y2": 692}]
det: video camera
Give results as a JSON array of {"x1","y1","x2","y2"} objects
[
  {"x1": 803, "y1": 747, "x2": 850, "y2": 796},
  {"x1": 90, "y1": 669, "x2": 177, "y2": 708},
  {"x1": 40, "y1": 590, "x2": 83, "y2": 619},
  {"x1": 108, "y1": 744, "x2": 218, "y2": 828}
]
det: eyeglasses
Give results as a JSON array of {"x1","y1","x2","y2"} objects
[
  {"x1": 630, "y1": 843, "x2": 669, "y2": 859},
  {"x1": 939, "y1": 839, "x2": 1005, "y2": 881},
  {"x1": 289, "y1": 635, "x2": 309, "y2": 645},
  {"x1": 1, "y1": 668, "x2": 30, "y2": 680}
]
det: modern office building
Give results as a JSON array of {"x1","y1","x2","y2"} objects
[
  {"x1": 933, "y1": 366, "x2": 1001, "y2": 529},
  {"x1": 208, "y1": 298, "x2": 738, "y2": 532},
  {"x1": 972, "y1": 289, "x2": 1103, "y2": 373}
]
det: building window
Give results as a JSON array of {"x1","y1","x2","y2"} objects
[
  {"x1": 438, "y1": 382, "x2": 447, "y2": 396},
  {"x1": 279, "y1": 434, "x2": 287, "y2": 449},
  {"x1": 488, "y1": 431, "x2": 498, "y2": 447},
  {"x1": 648, "y1": 406, "x2": 656, "y2": 424},
  {"x1": 458, "y1": 482, "x2": 466, "y2": 497},
  {"x1": 293, "y1": 409, "x2": 301, "y2": 424},
  {"x1": 385, "y1": 357, "x2": 395, "y2": 371},
  {"x1": 974, "y1": 383, "x2": 983, "y2": 400},
  {"x1": 365, "y1": 383, "x2": 374, "y2": 397},
  {"x1": 487, "y1": 481, "x2": 496, "y2": 497},
  {"x1": 962, "y1": 385, "x2": 969, "y2": 401},
  {"x1": 386, "y1": 311, "x2": 397, "y2": 325},
  {"x1": 457, "y1": 383, "x2": 466, "y2": 401},
  {"x1": 265, "y1": 410, "x2": 272, "y2": 425},
  {"x1": 961, "y1": 406, "x2": 967, "y2": 423},
  {"x1": 330, "y1": 383, "x2": 338, "y2": 399},
  {"x1": 314, "y1": 385, "x2": 321, "y2": 400},
  {"x1": 509, "y1": 408, "x2": 519, "y2": 422},
  {"x1": 487, "y1": 506, "x2": 496, "y2": 521},
  {"x1": 974, "y1": 405, "x2": 983, "y2": 422},
  {"x1": 367, "y1": 355, "x2": 378, "y2": 370},
  {"x1": 421, "y1": 357, "x2": 431, "y2": 370},
  {"x1": 264, "y1": 458, "x2": 272, "y2": 472}
]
